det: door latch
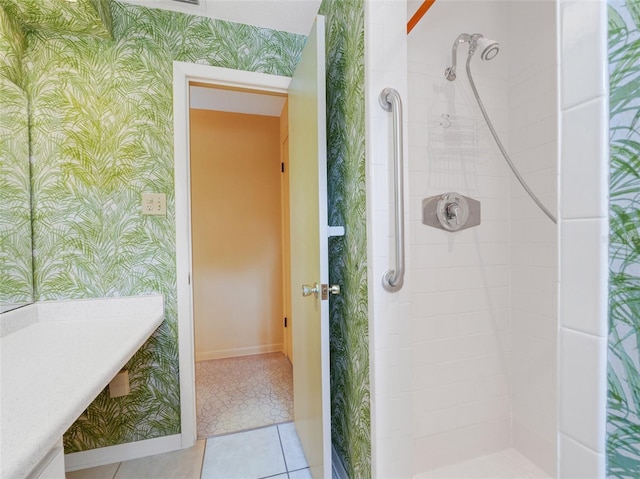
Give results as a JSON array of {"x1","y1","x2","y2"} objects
[{"x1": 321, "y1": 284, "x2": 341, "y2": 300}]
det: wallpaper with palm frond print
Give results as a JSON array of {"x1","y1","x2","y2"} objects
[
  {"x1": 0, "y1": 78, "x2": 32, "y2": 308},
  {"x1": 21, "y1": 1, "x2": 304, "y2": 451},
  {"x1": 0, "y1": 7, "x2": 32, "y2": 309},
  {"x1": 0, "y1": 0, "x2": 112, "y2": 39},
  {"x1": 0, "y1": 5, "x2": 24, "y2": 85},
  {"x1": 319, "y1": 0, "x2": 371, "y2": 476},
  {"x1": 608, "y1": 0, "x2": 640, "y2": 476}
]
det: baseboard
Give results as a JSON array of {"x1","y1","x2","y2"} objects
[
  {"x1": 332, "y1": 445, "x2": 349, "y2": 479},
  {"x1": 195, "y1": 343, "x2": 283, "y2": 361},
  {"x1": 64, "y1": 434, "x2": 182, "y2": 472}
]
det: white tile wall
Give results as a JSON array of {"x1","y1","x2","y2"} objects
[
  {"x1": 368, "y1": 0, "x2": 607, "y2": 476},
  {"x1": 560, "y1": 97, "x2": 609, "y2": 219},
  {"x1": 559, "y1": 0, "x2": 609, "y2": 110},
  {"x1": 365, "y1": 1, "x2": 411, "y2": 477},
  {"x1": 559, "y1": 434, "x2": 606, "y2": 479},
  {"x1": 559, "y1": 330, "x2": 607, "y2": 453},
  {"x1": 407, "y1": 0, "x2": 513, "y2": 474},
  {"x1": 507, "y1": 1, "x2": 558, "y2": 476},
  {"x1": 560, "y1": 219, "x2": 609, "y2": 336},
  {"x1": 558, "y1": 0, "x2": 609, "y2": 477}
]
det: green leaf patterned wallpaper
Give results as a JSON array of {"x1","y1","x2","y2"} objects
[
  {"x1": 15, "y1": 0, "x2": 304, "y2": 451},
  {"x1": 3, "y1": 0, "x2": 372, "y2": 466},
  {"x1": 608, "y1": 0, "x2": 640, "y2": 476},
  {"x1": 0, "y1": 0, "x2": 112, "y2": 39},
  {"x1": 0, "y1": 6, "x2": 32, "y2": 309},
  {"x1": 319, "y1": 0, "x2": 371, "y2": 476},
  {"x1": 0, "y1": 5, "x2": 24, "y2": 85},
  {"x1": 0, "y1": 78, "x2": 32, "y2": 308}
]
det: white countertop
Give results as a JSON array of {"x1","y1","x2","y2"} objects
[{"x1": 0, "y1": 295, "x2": 164, "y2": 479}]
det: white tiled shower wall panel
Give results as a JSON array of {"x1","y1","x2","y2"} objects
[
  {"x1": 365, "y1": 0, "x2": 411, "y2": 477},
  {"x1": 408, "y1": 0, "x2": 513, "y2": 474},
  {"x1": 507, "y1": 1, "x2": 558, "y2": 476},
  {"x1": 558, "y1": 0, "x2": 609, "y2": 477}
]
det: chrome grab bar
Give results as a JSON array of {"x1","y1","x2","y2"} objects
[{"x1": 379, "y1": 88, "x2": 405, "y2": 292}]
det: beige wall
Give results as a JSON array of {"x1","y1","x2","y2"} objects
[{"x1": 190, "y1": 108, "x2": 283, "y2": 360}]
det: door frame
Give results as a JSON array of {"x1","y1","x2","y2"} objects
[{"x1": 173, "y1": 61, "x2": 291, "y2": 448}]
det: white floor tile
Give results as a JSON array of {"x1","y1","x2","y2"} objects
[
  {"x1": 114, "y1": 440, "x2": 205, "y2": 479},
  {"x1": 66, "y1": 463, "x2": 120, "y2": 479},
  {"x1": 278, "y1": 422, "x2": 308, "y2": 471},
  {"x1": 288, "y1": 468, "x2": 313, "y2": 479},
  {"x1": 201, "y1": 426, "x2": 286, "y2": 479}
]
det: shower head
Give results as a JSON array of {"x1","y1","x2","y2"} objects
[
  {"x1": 474, "y1": 37, "x2": 500, "y2": 61},
  {"x1": 444, "y1": 33, "x2": 499, "y2": 81}
]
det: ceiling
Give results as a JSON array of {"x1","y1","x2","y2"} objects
[{"x1": 118, "y1": 0, "x2": 322, "y2": 35}]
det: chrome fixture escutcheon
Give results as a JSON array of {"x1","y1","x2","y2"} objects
[{"x1": 422, "y1": 192, "x2": 481, "y2": 232}]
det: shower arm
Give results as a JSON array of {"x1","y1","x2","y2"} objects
[{"x1": 445, "y1": 33, "x2": 481, "y2": 81}]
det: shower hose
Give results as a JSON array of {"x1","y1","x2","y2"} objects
[{"x1": 465, "y1": 55, "x2": 558, "y2": 224}]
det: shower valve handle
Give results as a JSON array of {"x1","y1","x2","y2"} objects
[
  {"x1": 446, "y1": 203, "x2": 461, "y2": 226},
  {"x1": 423, "y1": 194, "x2": 481, "y2": 232}
]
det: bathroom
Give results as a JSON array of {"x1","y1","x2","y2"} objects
[{"x1": 0, "y1": 0, "x2": 635, "y2": 477}]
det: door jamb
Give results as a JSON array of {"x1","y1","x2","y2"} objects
[{"x1": 173, "y1": 62, "x2": 291, "y2": 448}]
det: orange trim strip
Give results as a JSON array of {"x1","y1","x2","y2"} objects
[{"x1": 407, "y1": 0, "x2": 436, "y2": 34}]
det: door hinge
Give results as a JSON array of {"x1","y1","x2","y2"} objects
[
  {"x1": 281, "y1": 162, "x2": 285, "y2": 173},
  {"x1": 188, "y1": 274, "x2": 191, "y2": 285},
  {"x1": 284, "y1": 317, "x2": 288, "y2": 327}
]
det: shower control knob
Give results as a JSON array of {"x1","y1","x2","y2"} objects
[
  {"x1": 446, "y1": 203, "x2": 462, "y2": 226},
  {"x1": 422, "y1": 192, "x2": 481, "y2": 232},
  {"x1": 436, "y1": 193, "x2": 470, "y2": 231}
]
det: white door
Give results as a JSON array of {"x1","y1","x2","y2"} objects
[{"x1": 288, "y1": 16, "x2": 331, "y2": 479}]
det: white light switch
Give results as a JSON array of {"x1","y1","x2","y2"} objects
[{"x1": 142, "y1": 193, "x2": 166, "y2": 215}]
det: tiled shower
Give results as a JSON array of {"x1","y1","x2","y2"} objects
[{"x1": 366, "y1": 0, "x2": 608, "y2": 477}]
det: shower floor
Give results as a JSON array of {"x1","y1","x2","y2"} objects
[
  {"x1": 415, "y1": 449, "x2": 551, "y2": 479},
  {"x1": 195, "y1": 352, "x2": 293, "y2": 438}
]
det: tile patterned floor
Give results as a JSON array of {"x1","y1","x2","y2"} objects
[
  {"x1": 416, "y1": 449, "x2": 551, "y2": 478},
  {"x1": 66, "y1": 441, "x2": 206, "y2": 479},
  {"x1": 196, "y1": 353, "x2": 293, "y2": 438},
  {"x1": 201, "y1": 423, "x2": 310, "y2": 479},
  {"x1": 66, "y1": 423, "x2": 310, "y2": 479}
]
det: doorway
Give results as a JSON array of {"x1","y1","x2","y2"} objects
[
  {"x1": 188, "y1": 86, "x2": 293, "y2": 438},
  {"x1": 173, "y1": 36, "x2": 331, "y2": 472},
  {"x1": 173, "y1": 63, "x2": 293, "y2": 447}
]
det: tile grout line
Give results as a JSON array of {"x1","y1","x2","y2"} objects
[
  {"x1": 275, "y1": 424, "x2": 290, "y2": 472},
  {"x1": 112, "y1": 462, "x2": 122, "y2": 479},
  {"x1": 199, "y1": 440, "x2": 207, "y2": 479},
  {"x1": 288, "y1": 466, "x2": 309, "y2": 473}
]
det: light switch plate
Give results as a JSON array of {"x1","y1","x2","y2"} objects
[{"x1": 142, "y1": 193, "x2": 166, "y2": 215}]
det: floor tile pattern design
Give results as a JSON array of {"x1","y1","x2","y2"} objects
[
  {"x1": 66, "y1": 441, "x2": 206, "y2": 479},
  {"x1": 415, "y1": 449, "x2": 551, "y2": 478},
  {"x1": 196, "y1": 353, "x2": 293, "y2": 438},
  {"x1": 201, "y1": 424, "x2": 310, "y2": 479},
  {"x1": 67, "y1": 423, "x2": 311, "y2": 479}
]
